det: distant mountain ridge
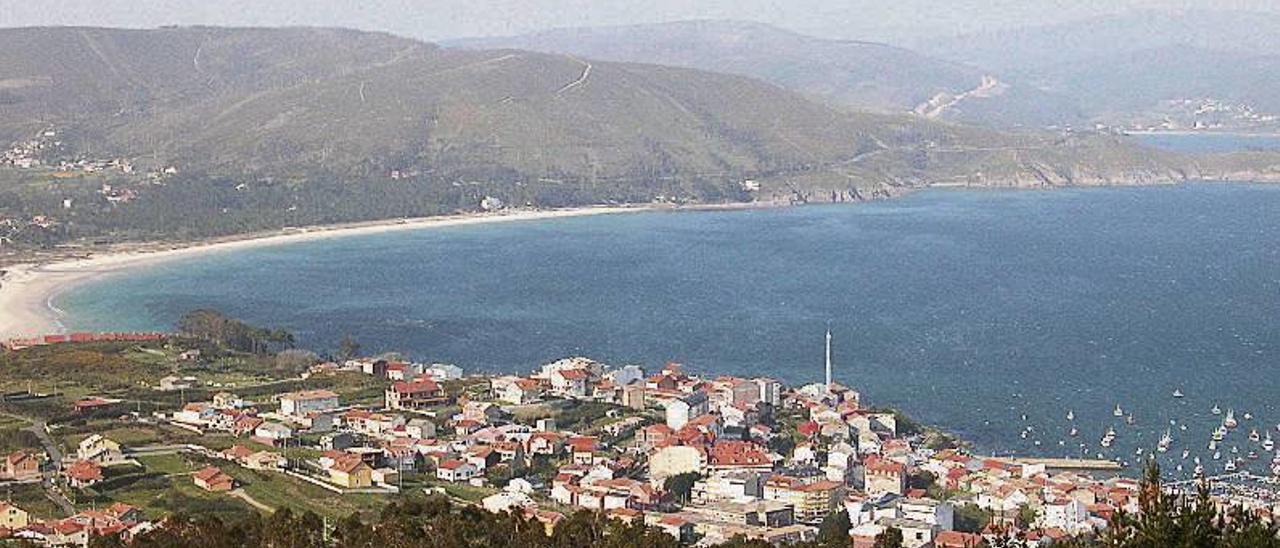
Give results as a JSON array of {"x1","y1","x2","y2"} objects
[
  {"x1": 0, "y1": 26, "x2": 1268, "y2": 250},
  {"x1": 0, "y1": 25, "x2": 900, "y2": 184},
  {"x1": 916, "y1": 10, "x2": 1280, "y2": 71},
  {"x1": 445, "y1": 20, "x2": 1084, "y2": 128},
  {"x1": 915, "y1": 10, "x2": 1280, "y2": 131},
  {"x1": 0, "y1": 26, "x2": 1185, "y2": 194}
]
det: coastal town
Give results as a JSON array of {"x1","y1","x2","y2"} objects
[{"x1": 0, "y1": 329, "x2": 1272, "y2": 547}]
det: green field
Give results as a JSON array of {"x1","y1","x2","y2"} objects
[{"x1": 4, "y1": 482, "x2": 65, "y2": 520}]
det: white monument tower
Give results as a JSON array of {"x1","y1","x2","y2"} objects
[{"x1": 824, "y1": 327, "x2": 833, "y2": 391}]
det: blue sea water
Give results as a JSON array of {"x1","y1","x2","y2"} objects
[{"x1": 58, "y1": 183, "x2": 1280, "y2": 474}]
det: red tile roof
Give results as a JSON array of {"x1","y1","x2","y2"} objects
[
  {"x1": 66, "y1": 460, "x2": 103, "y2": 482},
  {"x1": 391, "y1": 378, "x2": 441, "y2": 394},
  {"x1": 708, "y1": 441, "x2": 771, "y2": 467},
  {"x1": 557, "y1": 369, "x2": 589, "y2": 380}
]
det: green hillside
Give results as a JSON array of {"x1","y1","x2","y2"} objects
[{"x1": 0, "y1": 26, "x2": 1252, "y2": 255}]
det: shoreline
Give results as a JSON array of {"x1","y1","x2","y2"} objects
[
  {"x1": 1123, "y1": 130, "x2": 1280, "y2": 138},
  {"x1": 3, "y1": 179, "x2": 1273, "y2": 341},
  {"x1": 0, "y1": 204, "x2": 684, "y2": 340}
]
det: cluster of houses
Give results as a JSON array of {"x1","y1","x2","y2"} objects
[
  {"x1": 2, "y1": 130, "x2": 60, "y2": 170},
  {"x1": 2, "y1": 129, "x2": 179, "y2": 181},
  {"x1": 426, "y1": 353, "x2": 1147, "y2": 547},
  {"x1": 189, "y1": 352, "x2": 1157, "y2": 546},
  {"x1": 0, "y1": 343, "x2": 1252, "y2": 548},
  {"x1": 0, "y1": 501, "x2": 150, "y2": 546},
  {"x1": 0, "y1": 436, "x2": 158, "y2": 545}
]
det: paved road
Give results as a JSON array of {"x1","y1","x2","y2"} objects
[{"x1": 19, "y1": 418, "x2": 75, "y2": 516}]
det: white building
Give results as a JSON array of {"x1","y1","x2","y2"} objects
[
  {"x1": 437, "y1": 460, "x2": 479, "y2": 482},
  {"x1": 606, "y1": 365, "x2": 645, "y2": 387},
  {"x1": 665, "y1": 391, "x2": 709, "y2": 430},
  {"x1": 254, "y1": 422, "x2": 294, "y2": 441},
  {"x1": 482, "y1": 491, "x2": 533, "y2": 514},
  {"x1": 278, "y1": 390, "x2": 339, "y2": 417},
  {"x1": 692, "y1": 471, "x2": 765, "y2": 503},
  {"x1": 898, "y1": 498, "x2": 955, "y2": 532},
  {"x1": 424, "y1": 364, "x2": 464, "y2": 380},
  {"x1": 1040, "y1": 498, "x2": 1089, "y2": 533},
  {"x1": 878, "y1": 517, "x2": 935, "y2": 548},
  {"x1": 753, "y1": 378, "x2": 782, "y2": 407}
]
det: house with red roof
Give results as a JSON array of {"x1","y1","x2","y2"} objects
[
  {"x1": 526, "y1": 431, "x2": 563, "y2": 456},
  {"x1": 385, "y1": 378, "x2": 447, "y2": 410},
  {"x1": 65, "y1": 460, "x2": 103, "y2": 488},
  {"x1": 327, "y1": 454, "x2": 373, "y2": 488},
  {"x1": 193, "y1": 466, "x2": 235, "y2": 492},
  {"x1": 567, "y1": 436, "x2": 600, "y2": 465},
  {"x1": 707, "y1": 441, "x2": 773, "y2": 472},
  {"x1": 549, "y1": 368, "x2": 592, "y2": 398},
  {"x1": 638, "y1": 424, "x2": 674, "y2": 451},
  {"x1": 436, "y1": 459, "x2": 478, "y2": 482},
  {"x1": 1, "y1": 451, "x2": 40, "y2": 481},
  {"x1": 865, "y1": 457, "x2": 907, "y2": 496},
  {"x1": 935, "y1": 530, "x2": 985, "y2": 548},
  {"x1": 232, "y1": 416, "x2": 264, "y2": 437}
]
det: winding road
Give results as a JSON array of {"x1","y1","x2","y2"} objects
[
  {"x1": 556, "y1": 56, "x2": 592, "y2": 95},
  {"x1": 19, "y1": 418, "x2": 76, "y2": 515}
]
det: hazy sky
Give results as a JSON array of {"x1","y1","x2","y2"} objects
[{"x1": 2, "y1": 0, "x2": 1278, "y2": 43}]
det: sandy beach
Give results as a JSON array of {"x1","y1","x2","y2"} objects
[{"x1": 0, "y1": 206, "x2": 652, "y2": 340}]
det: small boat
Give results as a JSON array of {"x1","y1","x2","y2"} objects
[
  {"x1": 1194, "y1": 463, "x2": 1205, "y2": 477},
  {"x1": 1176, "y1": 464, "x2": 1183, "y2": 473},
  {"x1": 1245, "y1": 412, "x2": 1254, "y2": 421},
  {"x1": 1114, "y1": 405, "x2": 1124, "y2": 417},
  {"x1": 1135, "y1": 447, "x2": 1144, "y2": 456},
  {"x1": 1225, "y1": 459, "x2": 1237, "y2": 472},
  {"x1": 1126, "y1": 414, "x2": 1136, "y2": 425},
  {"x1": 1250, "y1": 429, "x2": 1261, "y2": 443},
  {"x1": 1066, "y1": 410, "x2": 1074, "y2": 421},
  {"x1": 1232, "y1": 445, "x2": 1240, "y2": 455},
  {"x1": 1069, "y1": 427, "x2": 1079, "y2": 437},
  {"x1": 1272, "y1": 463, "x2": 1280, "y2": 476},
  {"x1": 1248, "y1": 451, "x2": 1259, "y2": 460},
  {"x1": 1212, "y1": 405, "x2": 1222, "y2": 415},
  {"x1": 1264, "y1": 433, "x2": 1274, "y2": 452},
  {"x1": 1173, "y1": 389, "x2": 1184, "y2": 398},
  {"x1": 1180, "y1": 424, "x2": 1188, "y2": 431},
  {"x1": 1158, "y1": 429, "x2": 1172, "y2": 453},
  {"x1": 1181, "y1": 448, "x2": 1190, "y2": 459},
  {"x1": 1213, "y1": 427, "x2": 1226, "y2": 442},
  {"x1": 1209, "y1": 440, "x2": 1218, "y2": 451},
  {"x1": 1213, "y1": 451, "x2": 1222, "y2": 460},
  {"x1": 1224, "y1": 409, "x2": 1238, "y2": 429},
  {"x1": 1100, "y1": 436, "x2": 1113, "y2": 448}
]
